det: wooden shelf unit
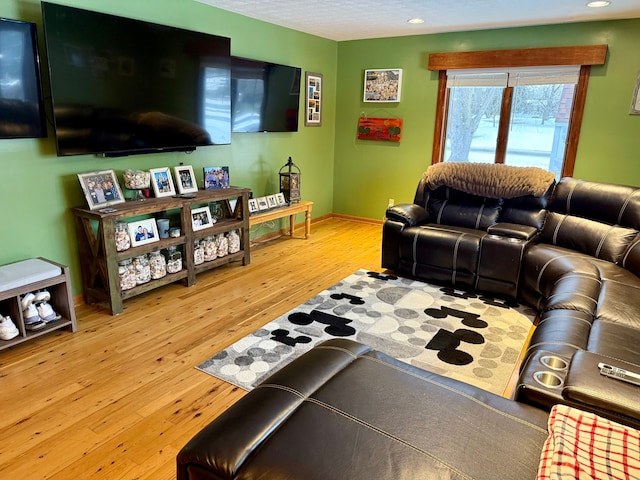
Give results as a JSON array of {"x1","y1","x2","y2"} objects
[
  {"x1": 72, "y1": 187, "x2": 251, "y2": 315},
  {"x1": 0, "y1": 258, "x2": 77, "y2": 351}
]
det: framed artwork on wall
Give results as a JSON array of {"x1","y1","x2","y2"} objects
[
  {"x1": 150, "y1": 167, "x2": 176, "y2": 197},
  {"x1": 630, "y1": 71, "x2": 640, "y2": 115},
  {"x1": 77, "y1": 169, "x2": 125, "y2": 210},
  {"x1": 305, "y1": 72, "x2": 323, "y2": 126},
  {"x1": 363, "y1": 68, "x2": 402, "y2": 102},
  {"x1": 174, "y1": 165, "x2": 198, "y2": 194}
]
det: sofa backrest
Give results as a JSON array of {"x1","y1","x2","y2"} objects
[
  {"x1": 414, "y1": 182, "x2": 503, "y2": 230},
  {"x1": 413, "y1": 178, "x2": 551, "y2": 231},
  {"x1": 542, "y1": 178, "x2": 640, "y2": 264}
]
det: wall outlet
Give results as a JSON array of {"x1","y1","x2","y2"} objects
[{"x1": 388, "y1": 198, "x2": 394, "y2": 208}]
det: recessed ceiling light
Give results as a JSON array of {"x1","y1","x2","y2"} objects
[
  {"x1": 586, "y1": 1, "x2": 611, "y2": 7},
  {"x1": 408, "y1": 18, "x2": 425, "y2": 24}
]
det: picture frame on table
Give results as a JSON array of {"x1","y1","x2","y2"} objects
[
  {"x1": 248, "y1": 199, "x2": 259, "y2": 214},
  {"x1": 267, "y1": 195, "x2": 278, "y2": 208},
  {"x1": 363, "y1": 68, "x2": 403, "y2": 102},
  {"x1": 128, "y1": 218, "x2": 159, "y2": 247},
  {"x1": 150, "y1": 167, "x2": 176, "y2": 197},
  {"x1": 305, "y1": 72, "x2": 323, "y2": 126},
  {"x1": 77, "y1": 169, "x2": 125, "y2": 211},
  {"x1": 174, "y1": 165, "x2": 198, "y2": 194},
  {"x1": 191, "y1": 206, "x2": 213, "y2": 231},
  {"x1": 203, "y1": 166, "x2": 230, "y2": 190},
  {"x1": 275, "y1": 193, "x2": 287, "y2": 206}
]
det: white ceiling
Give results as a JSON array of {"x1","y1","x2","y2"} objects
[{"x1": 195, "y1": 0, "x2": 640, "y2": 41}]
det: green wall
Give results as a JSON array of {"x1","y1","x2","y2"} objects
[
  {"x1": 0, "y1": 0, "x2": 337, "y2": 294},
  {"x1": 334, "y1": 20, "x2": 640, "y2": 219},
  {"x1": 2, "y1": 0, "x2": 639, "y2": 298}
]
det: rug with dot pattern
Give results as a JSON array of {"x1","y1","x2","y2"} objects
[{"x1": 196, "y1": 270, "x2": 536, "y2": 395}]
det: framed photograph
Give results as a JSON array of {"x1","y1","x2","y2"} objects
[
  {"x1": 191, "y1": 206, "x2": 213, "y2": 231},
  {"x1": 173, "y1": 165, "x2": 198, "y2": 194},
  {"x1": 363, "y1": 68, "x2": 403, "y2": 102},
  {"x1": 150, "y1": 167, "x2": 176, "y2": 198},
  {"x1": 248, "y1": 199, "x2": 259, "y2": 214},
  {"x1": 305, "y1": 72, "x2": 323, "y2": 126},
  {"x1": 630, "y1": 72, "x2": 640, "y2": 115},
  {"x1": 256, "y1": 196, "x2": 269, "y2": 211},
  {"x1": 204, "y1": 166, "x2": 230, "y2": 190},
  {"x1": 128, "y1": 218, "x2": 159, "y2": 247},
  {"x1": 267, "y1": 194, "x2": 278, "y2": 209},
  {"x1": 77, "y1": 170, "x2": 125, "y2": 210},
  {"x1": 275, "y1": 193, "x2": 287, "y2": 206}
]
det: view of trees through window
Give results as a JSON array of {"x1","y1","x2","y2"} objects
[{"x1": 443, "y1": 82, "x2": 575, "y2": 179}]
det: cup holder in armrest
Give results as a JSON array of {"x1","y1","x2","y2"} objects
[
  {"x1": 533, "y1": 371, "x2": 564, "y2": 388},
  {"x1": 539, "y1": 355, "x2": 569, "y2": 371}
]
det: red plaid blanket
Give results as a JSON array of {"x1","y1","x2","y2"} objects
[{"x1": 537, "y1": 405, "x2": 640, "y2": 480}]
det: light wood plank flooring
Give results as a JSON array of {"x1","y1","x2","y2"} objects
[{"x1": 0, "y1": 217, "x2": 384, "y2": 480}]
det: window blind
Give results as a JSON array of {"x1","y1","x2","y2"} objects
[{"x1": 446, "y1": 65, "x2": 580, "y2": 88}]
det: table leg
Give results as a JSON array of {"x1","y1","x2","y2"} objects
[
  {"x1": 289, "y1": 214, "x2": 295, "y2": 237},
  {"x1": 305, "y1": 208, "x2": 311, "y2": 239}
]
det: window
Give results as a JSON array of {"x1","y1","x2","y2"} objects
[{"x1": 428, "y1": 46, "x2": 608, "y2": 178}]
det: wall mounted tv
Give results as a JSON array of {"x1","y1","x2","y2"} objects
[
  {"x1": 41, "y1": 2, "x2": 231, "y2": 157},
  {"x1": 0, "y1": 18, "x2": 47, "y2": 139},
  {"x1": 231, "y1": 57, "x2": 301, "y2": 133}
]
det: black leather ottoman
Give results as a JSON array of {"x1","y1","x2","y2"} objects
[{"x1": 177, "y1": 339, "x2": 550, "y2": 480}]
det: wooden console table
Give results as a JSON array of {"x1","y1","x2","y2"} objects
[{"x1": 249, "y1": 201, "x2": 313, "y2": 239}]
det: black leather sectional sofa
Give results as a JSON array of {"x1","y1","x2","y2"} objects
[
  {"x1": 177, "y1": 163, "x2": 640, "y2": 479},
  {"x1": 382, "y1": 163, "x2": 640, "y2": 428}
]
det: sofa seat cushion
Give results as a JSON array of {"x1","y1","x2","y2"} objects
[
  {"x1": 588, "y1": 320, "x2": 640, "y2": 363},
  {"x1": 398, "y1": 224, "x2": 486, "y2": 288},
  {"x1": 177, "y1": 339, "x2": 550, "y2": 480},
  {"x1": 596, "y1": 279, "x2": 640, "y2": 329},
  {"x1": 524, "y1": 309, "x2": 594, "y2": 360}
]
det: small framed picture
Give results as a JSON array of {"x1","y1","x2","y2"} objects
[
  {"x1": 305, "y1": 72, "x2": 323, "y2": 126},
  {"x1": 77, "y1": 170, "x2": 125, "y2": 210},
  {"x1": 630, "y1": 71, "x2": 640, "y2": 115},
  {"x1": 174, "y1": 165, "x2": 198, "y2": 194},
  {"x1": 275, "y1": 193, "x2": 287, "y2": 206},
  {"x1": 267, "y1": 195, "x2": 278, "y2": 208},
  {"x1": 203, "y1": 166, "x2": 230, "y2": 190},
  {"x1": 256, "y1": 196, "x2": 269, "y2": 211},
  {"x1": 191, "y1": 206, "x2": 213, "y2": 231},
  {"x1": 128, "y1": 218, "x2": 159, "y2": 247},
  {"x1": 150, "y1": 167, "x2": 176, "y2": 197},
  {"x1": 248, "y1": 199, "x2": 259, "y2": 214},
  {"x1": 363, "y1": 68, "x2": 403, "y2": 102}
]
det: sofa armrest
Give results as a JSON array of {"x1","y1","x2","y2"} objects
[
  {"x1": 563, "y1": 350, "x2": 640, "y2": 423},
  {"x1": 487, "y1": 222, "x2": 538, "y2": 241},
  {"x1": 385, "y1": 204, "x2": 429, "y2": 227}
]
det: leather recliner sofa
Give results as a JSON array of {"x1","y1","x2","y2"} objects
[
  {"x1": 177, "y1": 339, "x2": 640, "y2": 480},
  {"x1": 177, "y1": 339, "x2": 551, "y2": 480},
  {"x1": 383, "y1": 164, "x2": 640, "y2": 428}
]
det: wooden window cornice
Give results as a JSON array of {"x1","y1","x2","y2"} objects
[{"x1": 428, "y1": 45, "x2": 607, "y2": 71}]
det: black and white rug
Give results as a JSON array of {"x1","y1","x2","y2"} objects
[{"x1": 197, "y1": 270, "x2": 536, "y2": 395}]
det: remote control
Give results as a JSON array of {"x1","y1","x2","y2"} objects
[{"x1": 598, "y1": 362, "x2": 640, "y2": 387}]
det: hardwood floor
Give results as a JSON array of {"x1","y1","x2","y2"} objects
[{"x1": 0, "y1": 218, "x2": 384, "y2": 480}]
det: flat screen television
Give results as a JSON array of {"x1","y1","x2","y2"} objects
[
  {"x1": 41, "y1": 2, "x2": 231, "y2": 157},
  {"x1": 0, "y1": 18, "x2": 47, "y2": 139},
  {"x1": 231, "y1": 57, "x2": 301, "y2": 133}
]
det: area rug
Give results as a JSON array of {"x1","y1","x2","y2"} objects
[{"x1": 197, "y1": 270, "x2": 537, "y2": 395}]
